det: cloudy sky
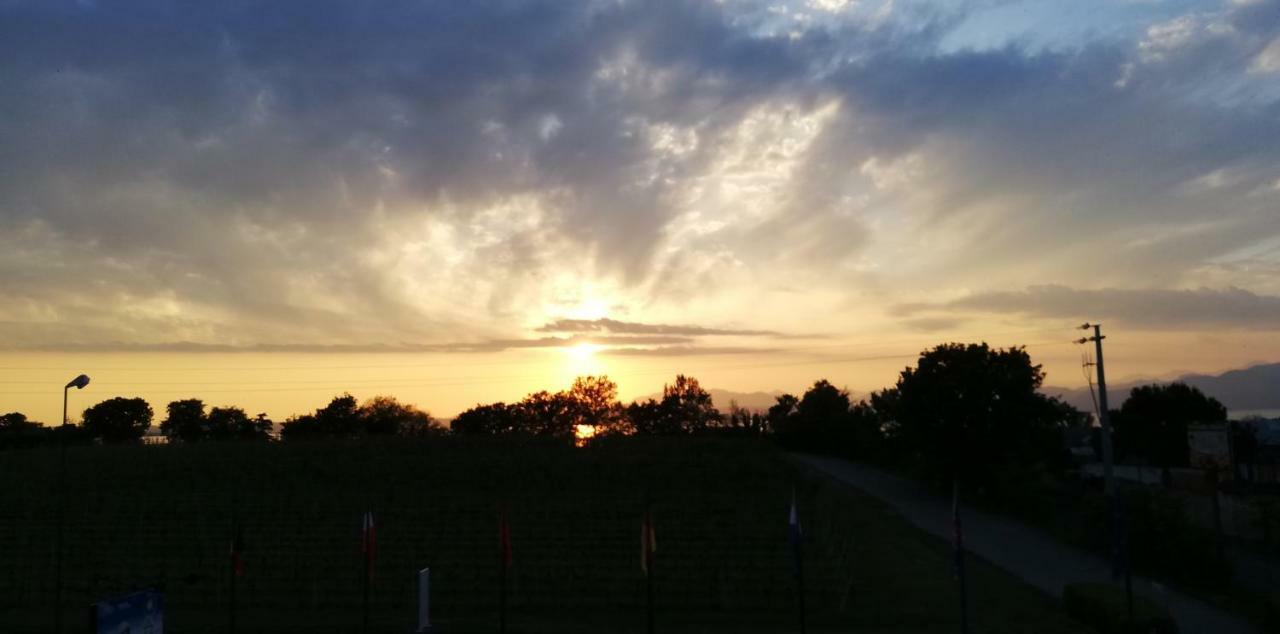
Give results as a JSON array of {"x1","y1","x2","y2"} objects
[{"x1": 2, "y1": 0, "x2": 1278, "y2": 421}]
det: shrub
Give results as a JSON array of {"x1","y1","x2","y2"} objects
[{"x1": 1062, "y1": 583, "x2": 1177, "y2": 634}]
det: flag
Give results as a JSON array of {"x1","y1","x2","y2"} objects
[
  {"x1": 230, "y1": 523, "x2": 245, "y2": 577},
  {"x1": 362, "y1": 511, "x2": 377, "y2": 579},
  {"x1": 789, "y1": 490, "x2": 803, "y2": 577},
  {"x1": 499, "y1": 509, "x2": 512, "y2": 569},
  {"x1": 640, "y1": 509, "x2": 656, "y2": 576}
]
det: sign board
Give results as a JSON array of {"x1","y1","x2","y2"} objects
[
  {"x1": 417, "y1": 567, "x2": 431, "y2": 632},
  {"x1": 1188, "y1": 424, "x2": 1231, "y2": 472},
  {"x1": 92, "y1": 589, "x2": 163, "y2": 634}
]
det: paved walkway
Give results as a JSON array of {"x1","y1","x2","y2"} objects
[{"x1": 793, "y1": 454, "x2": 1259, "y2": 634}]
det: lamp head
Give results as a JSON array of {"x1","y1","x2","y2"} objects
[{"x1": 65, "y1": 374, "x2": 90, "y2": 390}]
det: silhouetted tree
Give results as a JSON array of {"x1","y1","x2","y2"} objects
[
  {"x1": 1115, "y1": 382, "x2": 1227, "y2": 478},
  {"x1": 360, "y1": 395, "x2": 442, "y2": 437},
  {"x1": 0, "y1": 412, "x2": 50, "y2": 449},
  {"x1": 82, "y1": 397, "x2": 153, "y2": 444},
  {"x1": 514, "y1": 391, "x2": 575, "y2": 439},
  {"x1": 887, "y1": 343, "x2": 1077, "y2": 501},
  {"x1": 767, "y1": 394, "x2": 799, "y2": 433},
  {"x1": 207, "y1": 406, "x2": 273, "y2": 441},
  {"x1": 661, "y1": 375, "x2": 722, "y2": 434},
  {"x1": 160, "y1": 399, "x2": 207, "y2": 443},
  {"x1": 772, "y1": 380, "x2": 874, "y2": 452},
  {"x1": 450, "y1": 402, "x2": 519, "y2": 435},
  {"x1": 625, "y1": 375, "x2": 723, "y2": 435},
  {"x1": 280, "y1": 394, "x2": 362, "y2": 440},
  {"x1": 566, "y1": 375, "x2": 624, "y2": 433},
  {"x1": 723, "y1": 401, "x2": 768, "y2": 437}
]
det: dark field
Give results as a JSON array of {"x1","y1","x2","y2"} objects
[{"x1": 0, "y1": 438, "x2": 1090, "y2": 632}]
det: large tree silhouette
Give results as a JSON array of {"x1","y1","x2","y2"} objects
[
  {"x1": 885, "y1": 343, "x2": 1077, "y2": 499},
  {"x1": 82, "y1": 397, "x2": 153, "y2": 444},
  {"x1": 1115, "y1": 382, "x2": 1226, "y2": 477}
]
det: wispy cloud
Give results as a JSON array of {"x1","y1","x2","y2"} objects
[
  {"x1": 537, "y1": 318, "x2": 779, "y2": 337},
  {"x1": 898, "y1": 285, "x2": 1280, "y2": 330}
]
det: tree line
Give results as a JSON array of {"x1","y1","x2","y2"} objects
[{"x1": 0, "y1": 341, "x2": 1245, "y2": 495}]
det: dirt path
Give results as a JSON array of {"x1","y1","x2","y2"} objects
[{"x1": 794, "y1": 454, "x2": 1259, "y2": 634}]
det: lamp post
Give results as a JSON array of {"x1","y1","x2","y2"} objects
[
  {"x1": 62, "y1": 374, "x2": 90, "y2": 426},
  {"x1": 55, "y1": 373, "x2": 89, "y2": 634}
]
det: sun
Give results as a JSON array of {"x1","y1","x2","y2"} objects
[
  {"x1": 568, "y1": 341, "x2": 600, "y2": 361},
  {"x1": 562, "y1": 341, "x2": 605, "y2": 383}
]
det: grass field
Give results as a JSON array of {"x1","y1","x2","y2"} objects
[{"x1": 0, "y1": 438, "x2": 1092, "y2": 633}]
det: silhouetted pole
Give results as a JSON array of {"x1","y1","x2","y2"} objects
[
  {"x1": 53, "y1": 435, "x2": 66, "y2": 634},
  {"x1": 228, "y1": 510, "x2": 238, "y2": 634},
  {"x1": 53, "y1": 374, "x2": 88, "y2": 634},
  {"x1": 952, "y1": 480, "x2": 969, "y2": 634},
  {"x1": 789, "y1": 492, "x2": 805, "y2": 634},
  {"x1": 646, "y1": 547, "x2": 655, "y2": 634},
  {"x1": 499, "y1": 507, "x2": 511, "y2": 634},
  {"x1": 1079, "y1": 324, "x2": 1122, "y2": 577}
]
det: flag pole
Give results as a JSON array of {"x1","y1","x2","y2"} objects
[
  {"x1": 228, "y1": 503, "x2": 237, "y2": 634},
  {"x1": 362, "y1": 511, "x2": 373, "y2": 634},
  {"x1": 499, "y1": 507, "x2": 509, "y2": 634},
  {"x1": 791, "y1": 489, "x2": 806, "y2": 634},
  {"x1": 645, "y1": 503, "x2": 655, "y2": 634},
  {"x1": 953, "y1": 480, "x2": 969, "y2": 634}
]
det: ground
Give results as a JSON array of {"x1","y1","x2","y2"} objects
[{"x1": 0, "y1": 438, "x2": 1091, "y2": 633}]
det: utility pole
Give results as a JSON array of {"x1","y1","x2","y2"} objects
[
  {"x1": 1078, "y1": 324, "x2": 1116, "y2": 497},
  {"x1": 1078, "y1": 324, "x2": 1128, "y2": 600}
]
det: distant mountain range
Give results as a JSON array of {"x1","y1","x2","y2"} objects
[
  {"x1": 659, "y1": 363, "x2": 1278, "y2": 417},
  {"x1": 1043, "y1": 362, "x2": 1280, "y2": 414}
]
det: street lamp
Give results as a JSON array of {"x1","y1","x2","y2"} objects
[
  {"x1": 55, "y1": 372, "x2": 88, "y2": 634},
  {"x1": 62, "y1": 374, "x2": 90, "y2": 426}
]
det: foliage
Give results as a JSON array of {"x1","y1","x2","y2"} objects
[
  {"x1": 281, "y1": 394, "x2": 440, "y2": 440},
  {"x1": 723, "y1": 401, "x2": 768, "y2": 437},
  {"x1": 627, "y1": 375, "x2": 723, "y2": 435},
  {"x1": 161, "y1": 400, "x2": 273, "y2": 442},
  {"x1": 883, "y1": 343, "x2": 1078, "y2": 501},
  {"x1": 81, "y1": 397, "x2": 153, "y2": 444},
  {"x1": 1061, "y1": 583, "x2": 1178, "y2": 634},
  {"x1": 1114, "y1": 382, "x2": 1227, "y2": 472},
  {"x1": 0, "y1": 412, "x2": 51, "y2": 450},
  {"x1": 1035, "y1": 481, "x2": 1233, "y2": 593},
  {"x1": 454, "y1": 376, "x2": 734, "y2": 439},
  {"x1": 160, "y1": 399, "x2": 207, "y2": 443}
]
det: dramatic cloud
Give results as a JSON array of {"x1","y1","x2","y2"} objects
[
  {"x1": 1, "y1": 0, "x2": 1278, "y2": 352},
  {"x1": 899, "y1": 285, "x2": 1280, "y2": 330},
  {"x1": 538, "y1": 318, "x2": 779, "y2": 337}
]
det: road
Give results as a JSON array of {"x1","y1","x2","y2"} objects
[{"x1": 794, "y1": 454, "x2": 1260, "y2": 634}]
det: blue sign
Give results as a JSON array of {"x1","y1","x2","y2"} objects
[{"x1": 92, "y1": 589, "x2": 164, "y2": 634}]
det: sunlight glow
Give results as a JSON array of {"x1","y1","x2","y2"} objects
[
  {"x1": 574, "y1": 424, "x2": 598, "y2": 447},
  {"x1": 561, "y1": 341, "x2": 606, "y2": 387}
]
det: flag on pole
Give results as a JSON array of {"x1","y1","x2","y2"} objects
[
  {"x1": 640, "y1": 509, "x2": 657, "y2": 575},
  {"x1": 230, "y1": 523, "x2": 245, "y2": 577},
  {"x1": 362, "y1": 511, "x2": 377, "y2": 579},
  {"x1": 789, "y1": 490, "x2": 803, "y2": 577}
]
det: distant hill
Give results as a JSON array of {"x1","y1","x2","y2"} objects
[
  {"x1": 1044, "y1": 362, "x2": 1280, "y2": 414},
  {"x1": 635, "y1": 388, "x2": 784, "y2": 412}
]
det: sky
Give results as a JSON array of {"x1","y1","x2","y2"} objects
[{"x1": 2, "y1": 0, "x2": 1279, "y2": 423}]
